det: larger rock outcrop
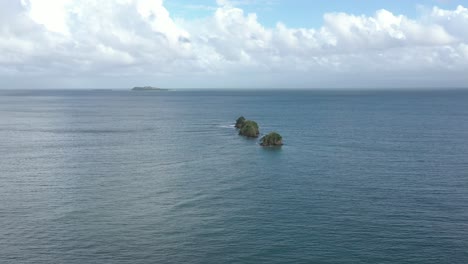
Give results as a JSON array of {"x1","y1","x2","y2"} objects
[{"x1": 238, "y1": 120, "x2": 260, "y2": 138}]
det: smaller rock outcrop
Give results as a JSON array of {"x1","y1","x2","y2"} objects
[
  {"x1": 260, "y1": 132, "x2": 283, "y2": 146},
  {"x1": 235, "y1": 116, "x2": 246, "y2": 129}
]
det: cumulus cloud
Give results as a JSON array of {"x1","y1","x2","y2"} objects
[{"x1": 0, "y1": 0, "x2": 467, "y2": 88}]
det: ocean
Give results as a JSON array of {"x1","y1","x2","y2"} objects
[{"x1": 1, "y1": 89, "x2": 467, "y2": 263}]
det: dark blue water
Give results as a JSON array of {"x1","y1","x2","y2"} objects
[{"x1": 1, "y1": 89, "x2": 468, "y2": 263}]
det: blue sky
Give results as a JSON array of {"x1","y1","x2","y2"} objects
[
  {"x1": 0, "y1": 0, "x2": 468, "y2": 89},
  {"x1": 166, "y1": 0, "x2": 467, "y2": 27}
]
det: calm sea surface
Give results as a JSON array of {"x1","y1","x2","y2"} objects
[{"x1": 1, "y1": 89, "x2": 468, "y2": 263}]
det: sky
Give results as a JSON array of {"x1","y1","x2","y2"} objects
[{"x1": 1, "y1": 0, "x2": 468, "y2": 89}]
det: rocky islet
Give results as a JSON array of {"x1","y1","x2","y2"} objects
[{"x1": 235, "y1": 116, "x2": 283, "y2": 146}]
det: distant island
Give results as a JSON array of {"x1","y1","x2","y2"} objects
[{"x1": 132, "y1": 86, "x2": 169, "y2": 91}]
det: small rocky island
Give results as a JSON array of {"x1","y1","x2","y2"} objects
[
  {"x1": 236, "y1": 116, "x2": 260, "y2": 137},
  {"x1": 132, "y1": 86, "x2": 168, "y2": 91},
  {"x1": 260, "y1": 132, "x2": 283, "y2": 147},
  {"x1": 239, "y1": 120, "x2": 260, "y2": 138},
  {"x1": 235, "y1": 116, "x2": 282, "y2": 146}
]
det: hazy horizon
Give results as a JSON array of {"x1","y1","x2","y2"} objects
[{"x1": 1, "y1": 86, "x2": 468, "y2": 91}]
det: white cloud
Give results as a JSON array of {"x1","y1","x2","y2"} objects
[
  {"x1": 0, "y1": 0, "x2": 467, "y2": 88},
  {"x1": 26, "y1": 0, "x2": 71, "y2": 34}
]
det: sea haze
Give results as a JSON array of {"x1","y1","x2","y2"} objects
[{"x1": 1, "y1": 89, "x2": 467, "y2": 263}]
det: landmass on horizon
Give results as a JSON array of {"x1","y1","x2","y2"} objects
[{"x1": 132, "y1": 86, "x2": 169, "y2": 91}]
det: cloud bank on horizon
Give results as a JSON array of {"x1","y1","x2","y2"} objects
[{"x1": 1, "y1": 0, "x2": 467, "y2": 89}]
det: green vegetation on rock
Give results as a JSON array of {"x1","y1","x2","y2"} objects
[
  {"x1": 260, "y1": 132, "x2": 283, "y2": 146},
  {"x1": 239, "y1": 120, "x2": 260, "y2": 138},
  {"x1": 235, "y1": 116, "x2": 246, "y2": 128}
]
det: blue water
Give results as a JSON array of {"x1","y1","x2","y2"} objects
[{"x1": 1, "y1": 89, "x2": 467, "y2": 263}]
